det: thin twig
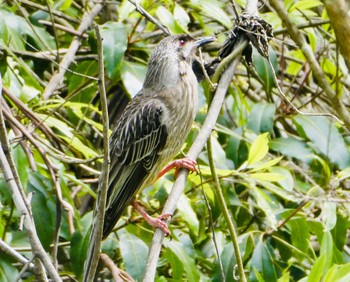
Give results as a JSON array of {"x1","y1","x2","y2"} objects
[
  {"x1": 82, "y1": 24, "x2": 110, "y2": 282},
  {"x1": 0, "y1": 239, "x2": 36, "y2": 271},
  {"x1": 267, "y1": 58, "x2": 344, "y2": 124},
  {"x1": 128, "y1": 0, "x2": 170, "y2": 36},
  {"x1": 207, "y1": 136, "x2": 246, "y2": 282},
  {"x1": 199, "y1": 166, "x2": 226, "y2": 281},
  {"x1": 18, "y1": 0, "x2": 80, "y2": 23}
]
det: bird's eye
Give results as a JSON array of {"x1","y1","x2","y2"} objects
[{"x1": 179, "y1": 39, "x2": 187, "y2": 46}]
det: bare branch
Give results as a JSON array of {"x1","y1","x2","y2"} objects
[{"x1": 83, "y1": 24, "x2": 110, "y2": 282}]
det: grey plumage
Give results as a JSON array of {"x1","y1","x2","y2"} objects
[{"x1": 103, "y1": 34, "x2": 214, "y2": 238}]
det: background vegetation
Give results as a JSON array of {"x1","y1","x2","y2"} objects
[{"x1": 0, "y1": 0, "x2": 350, "y2": 281}]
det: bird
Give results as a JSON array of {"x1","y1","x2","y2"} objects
[{"x1": 102, "y1": 34, "x2": 214, "y2": 239}]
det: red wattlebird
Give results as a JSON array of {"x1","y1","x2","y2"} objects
[
  {"x1": 102, "y1": 34, "x2": 214, "y2": 239},
  {"x1": 83, "y1": 34, "x2": 214, "y2": 281}
]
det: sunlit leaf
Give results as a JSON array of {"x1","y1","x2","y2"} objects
[
  {"x1": 290, "y1": 0, "x2": 322, "y2": 12},
  {"x1": 321, "y1": 202, "x2": 337, "y2": 231},
  {"x1": 307, "y1": 254, "x2": 327, "y2": 282},
  {"x1": 247, "y1": 133, "x2": 269, "y2": 165},
  {"x1": 174, "y1": 3, "x2": 190, "y2": 32},
  {"x1": 324, "y1": 263, "x2": 350, "y2": 282},
  {"x1": 250, "y1": 156, "x2": 283, "y2": 172}
]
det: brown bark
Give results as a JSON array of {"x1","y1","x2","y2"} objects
[{"x1": 324, "y1": 0, "x2": 350, "y2": 71}]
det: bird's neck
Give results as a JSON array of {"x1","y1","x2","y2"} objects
[{"x1": 143, "y1": 55, "x2": 192, "y2": 91}]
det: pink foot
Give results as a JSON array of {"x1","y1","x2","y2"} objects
[
  {"x1": 132, "y1": 201, "x2": 172, "y2": 236},
  {"x1": 158, "y1": 158, "x2": 198, "y2": 178}
]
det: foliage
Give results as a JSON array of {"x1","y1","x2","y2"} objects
[{"x1": 0, "y1": 0, "x2": 350, "y2": 281}]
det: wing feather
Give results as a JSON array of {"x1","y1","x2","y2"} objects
[{"x1": 103, "y1": 97, "x2": 168, "y2": 238}]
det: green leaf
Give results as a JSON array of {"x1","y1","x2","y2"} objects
[
  {"x1": 174, "y1": 3, "x2": 190, "y2": 32},
  {"x1": 118, "y1": 228, "x2": 148, "y2": 281},
  {"x1": 213, "y1": 243, "x2": 236, "y2": 282},
  {"x1": 269, "y1": 137, "x2": 314, "y2": 163},
  {"x1": 12, "y1": 144, "x2": 29, "y2": 189},
  {"x1": 250, "y1": 156, "x2": 283, "y2": 172},
  {"x1": 197, "y1": 0, "x2": 232, "y2": 28},
  {"x1": 70, "y1": 212, "x2": 92, "y2": 278},
  {"x1": 252, "y1": 50, "x2": 278, "y2": 94},
  {"x1": 249, "y1": 172, "x2": 286, "y2": 182},
  {"x1": 269, "y1": 167, "x2": 294, "y2": 192},
  {"x1": 156, "y1": 6, "x2": 179, "y2": 34},
  {"x1": 249, "y1": 237, "x2": 277, "y2": 282},
  {"x1": 177, "y1": 195, "x2": 199, "y2": 235},
  {"x1": 101, "y1": 22, "x2": 128, "y2": 79},
  {"x1": 247, "y1": 133, "x2": 269, "y2": 165},
  {"x1": 27, "y1": 172, "x2": 56, "y2": 250},
  {"x1": 324, "y1": 263, "x2": 350, "y2": 282},
  {"x1": 121, "y1": 61, "x2": 147, "y2": 98},
  {"x1": 287, "y1": 218, "x2": 310, "y2": 257},
  {"x1": 251, "y1": 188, "x2": 278, "y2": 229},
  {"x1": 320, "y1": 202, "x2": 337, "y2": 231},
  {"x1": 0, "y1": 259, "x2": 19, "y2": 282},
  {"x1": 331, "y1": 214, "x2": 348, "y2": 251},
  {"x1": 307, "y1": 254, "x2": 326, "y2": 282},
  {"x1": 0, "y1": 9, "x2": 55, "y2": 50},
  {"x1": 290, "y1": 0, "x2": 322, "y2": 12},
  {"x1": 320, "y1": 231, "x2": 333, "y2": 270},
  {"x1": 248, "y1": 103, "x2": 276, "y2": 134},
  {"x1": 164, "y1": 240, "x2": 200, "y2": 281},
  {"x1": 294, "y1": 115, "x2": 350, "y2": 169}
]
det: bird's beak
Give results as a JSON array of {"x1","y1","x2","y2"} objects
[{"x1": 194, "y1": 37, "x2": 215, "y2": 48}]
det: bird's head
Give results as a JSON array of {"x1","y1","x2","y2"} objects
[
  {"x1": 144, "y1": 34, "x2": 214, "y2": 89},
  {"x1": 155, "y1": 34, "x2": 214, "y2": 63}
]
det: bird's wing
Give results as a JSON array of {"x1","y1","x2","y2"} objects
[{"x1": 103, "y1": 98, "x2": 168, "y2": 237}]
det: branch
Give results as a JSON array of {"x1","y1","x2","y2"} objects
[
  {"x1": 82, "y1": 24, "x2": 110, "y2": 282},
  {"x1": 323, "y1": 0, "x2": 350, "y2": 71},
  {"x1": 43, "y1": 4, "x2": 103, "y2": 100},
  {"x1": 128, "y1": 0, "x2": 170, "y2": 36},
  {"x1": 0, "y1": 239, "x2": 36, "y2": 272},
  {"x1": 207, "y1": 136, "x2": 246, "y2": 282}
]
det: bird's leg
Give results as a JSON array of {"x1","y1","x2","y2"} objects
[
  {"x1": 131, "y1": 201, "x2": 172, "y2": 237},
  {"x1": 157, "y1": 158, "x2": 198, "y2": 179}
]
